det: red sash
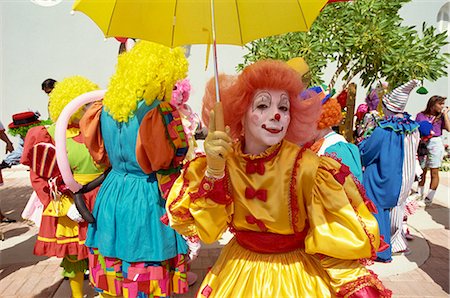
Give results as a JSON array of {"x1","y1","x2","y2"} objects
[{"x1": 234, "y1": 230, "x2": 307, "y2": 253}]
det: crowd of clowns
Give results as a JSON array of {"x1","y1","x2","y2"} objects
[{"x1": 0, "y1": 40, "x2": 448, "y2": 298}]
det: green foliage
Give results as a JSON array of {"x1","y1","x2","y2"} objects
[
  {"x1": 240, "y1": 0, "x2": 449, "y2": 90},
  {"x1": 8, "y1": 119, "x2": 53, "y2": 138}
]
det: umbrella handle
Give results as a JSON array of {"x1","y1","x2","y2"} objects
[{"x1": 211, "y1": 0, "x2": 220, "y2": 102}]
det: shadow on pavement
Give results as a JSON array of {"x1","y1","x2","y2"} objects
[
  {"x1": 3, "y1": 226, "x2": 30, "y2": 238},
  {"x1": 0, "y1": 185, "x2": 33, "y2": 222},
  {"x1": 33, "y1": 279, "x2": 63, "y2": 298},
  {"x1": 419, "y1": 240, "x2": 450, "y2": 294},
  {"x1": 0, "y1": 235, "x2": 49, "y2": 280},
  {"x1": 425, "y1": 204, "x2": 449, "y2": 229}
]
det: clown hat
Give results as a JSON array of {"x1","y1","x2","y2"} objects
[
  {"x1": 286, "y1": 57, "x2": 310, "y2": 77},
  {"x1": 8, "y1": 111, "x2": 40, "y2": 129},
  {"x1": 301, "y1": 86, "x2": 331, "y2": 104},
  {"x1": 382, "y1": 79, "x2": 420, "y2": 113}
]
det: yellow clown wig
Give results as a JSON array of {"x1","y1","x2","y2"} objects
[
  {"x1": 103, "y1": 41, "x2": 188, "y2": 122},
  {"x1": 48, "y1": 76, "x2": 99, "y2": 124}
]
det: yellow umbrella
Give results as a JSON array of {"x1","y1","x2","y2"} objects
[
  {"x1": 72, "y1": 0, "x2": 328, "y2": 103},
  {"x1": 73, "y1": 0, "x2": 328, "y2": 47}
]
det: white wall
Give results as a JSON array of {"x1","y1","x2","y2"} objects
[{"x1": 1, "y1": 0, "x2": 448, "y2": 159}]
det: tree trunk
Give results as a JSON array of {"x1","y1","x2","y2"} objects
[{"x1": 342, "y1": 83, "x2": 356, "y2": 143}]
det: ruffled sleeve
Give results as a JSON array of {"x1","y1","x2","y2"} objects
[
  {"x1": 166, "y1": 156, "x2": 233, "y2": 243},
  {"x1": 304, "y1": 155, "x2": 381, "y2": 260},
  {"x1": 79, "y1": 101, "x2": 109, "y2": 166},
  {"x1": 20, "y1": 126, "x2": 55, "y2": 207},
  {"x1": 137, "y1": 102, "x2": 188, "y2": 174}
]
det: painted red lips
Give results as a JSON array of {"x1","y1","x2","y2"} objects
[{"x1": 262, "y1": 124, "x2": 283, "y2": 134}]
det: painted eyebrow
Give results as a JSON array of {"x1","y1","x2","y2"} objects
[
  {"x1": 252, "y1": 91, "x2": 272, "y2": 111},
  {"x1": 280, "y1": 94, "x2": 290, "y2": 106}
]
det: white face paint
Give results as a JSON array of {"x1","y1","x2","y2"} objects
[{"x1": 243, "y1": 89, "x2": 291, "y2": 154}]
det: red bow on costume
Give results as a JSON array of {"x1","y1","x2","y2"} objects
[
  {"x1": 333, "y1": 164, "x2": 351, "y2": 185},
  {"x1": 245, "y1": 215, "x2": 268, "y2": 232},
  {"x1": 246, "y1": 160, "x2": 265, "y2": 175},
  {"x1": 245, "y1": 187, "x2": 267, "y2": 202},
  {"x1": 378, "y1": 235, "x2": 390, "y2": 252}
]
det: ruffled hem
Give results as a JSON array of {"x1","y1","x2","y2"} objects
[
  {"x1": 60, "y1": 256, "x2": 88, "y2": 278},
  {"x1": 337, "y1": 270, "x2": 392, "y2": 298},
  {"x1": 378, "y1": 114, "x2": 419, "y2": 134},
  {"x1": 34, "y1": 240, "x2": 88, "y2": 260},
  {"x1": 88, "y1": 247, "x2": 188, "y2": 298}
]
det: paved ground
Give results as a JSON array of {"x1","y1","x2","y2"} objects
[{"x1": 1, "y1": 165, "x2": 449, "y2": 297}]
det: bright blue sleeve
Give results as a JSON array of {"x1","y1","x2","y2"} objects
[{"x1": 324, "y1": 142, "x2": 363, "y2": 183}]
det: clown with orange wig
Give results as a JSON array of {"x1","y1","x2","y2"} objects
[
  {"x1": 166, "y1": 60, "x2": 391, "y2": 297},
  {"x1": 307, "y1": 86, "x2": 364, "y2": 182}
]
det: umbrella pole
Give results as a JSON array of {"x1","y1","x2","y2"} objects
[{"x1": 211, "y1": 0, "x2": 220, "y2": 103}]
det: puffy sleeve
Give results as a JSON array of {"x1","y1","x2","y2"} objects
[
  {"x1": 20, "y1": 126, "x2": 55, "y2": 208},
  {"x1": 137, "y1": 102, "x2": 188, "y2": 174},
  {"x1": 166, "y1": 156, "x2": 233, "y2": 243},
  {"x1": 304, "y1": 155, "x2": 381, "y2": 260},
  {"x1": 79, "y1": 101, "x2": 109, "y2": 166},
  {"x1": 324, "y1": 142, "x2": 363, "y2": 182}
]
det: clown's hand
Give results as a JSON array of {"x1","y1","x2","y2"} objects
[
  {"x1": 183, "y1": 236, "x2": 201, "y2": 263},
  {"x1": 67, "y1": 204, "x2": 84, "y2": 223},
  {"x1": 205, "y1": 103, "x2": 232, "y2": 178}
]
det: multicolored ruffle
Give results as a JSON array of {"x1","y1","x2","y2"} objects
[
  {"x1": 378, "y1": 113, "x2": 419, "y2": 134},
  {"x1": 88, "y1": 247, "x2": 188, "y2": 297}
]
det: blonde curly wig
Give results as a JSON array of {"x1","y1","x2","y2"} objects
[
  {"x1": 103, "y1": 41, "x2": 189, "y2": 122},
  {"x1": 48, "y1": 76, "x2": 99, "y2": 123}
]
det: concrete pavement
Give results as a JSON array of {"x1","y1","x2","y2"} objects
[{"x1": 1, "y1": 165, "x2": 449, "y2": 297}]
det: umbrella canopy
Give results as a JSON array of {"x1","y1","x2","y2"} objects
[{"x1": 73, "y1": 0, "x2": 329, "y2": 47}]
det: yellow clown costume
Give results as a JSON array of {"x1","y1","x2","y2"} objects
[{"x1": 166, "y1": 60, "x2": 391, "y2": 298}]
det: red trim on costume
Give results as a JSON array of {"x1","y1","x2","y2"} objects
[
  {"x1": 168, "y1": 157, "x2": 198, "y2": 221},
  {"x1": 201, "y1": 285, "x2": 213, "y2": 298},
  {"x1": 235, "y1": 230, "x2": 307, "y2": 253},
  {"x1": 190, "y1": 173, "x2": 232, "y2": 205},
  {"x1": 244, "y1": 187, "x2": 267, "y2": 202},
  {"x1": 160, "y1": 213, "x2": 169, "y2": 225},
  {"x1": 337, "y1": 270, "x2": 392, "y2": 298},
  {"x1": 378, "y1": 235, "x2": 390, "y2": 252},
  {"x1": 289, "y1": 146, "x2": 308, "y2": 233},
  {"x1": 243, "y1": 143, "x2": 281, "y2": 175},
  {"x1": 323, "y1": 154, "x2": 380, "y2": 260},
  {"x1": 351, "y1": 173, "x2": 378, "y2": 214}
]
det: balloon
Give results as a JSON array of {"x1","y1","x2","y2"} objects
[
  {"x1": 72, "y1": 167, "x2": 111, "y2": 223},
  {"x1": 55, "y1": 90, "x2": 106, "y2": 193}
]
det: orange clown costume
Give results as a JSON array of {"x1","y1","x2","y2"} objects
[{"x1": 167, "y1": 60, "x2": 391, "y2": 298}]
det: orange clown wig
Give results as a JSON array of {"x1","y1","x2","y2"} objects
[
  {"x1": 317, "y1": 97, "x2": 343, "y2": 129},
  {"x1": 202, "y1": 60, "x2": 321, "y2": 145}
]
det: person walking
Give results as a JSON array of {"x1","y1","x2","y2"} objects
[
  {"x1": 0, "y1": 120, "x2": 16, "y2": 225},
  {"x1": 415, "y1": 95, "x2": 449, "y2": 206},
  {"x1": 21, "y1": 76, "x2": 103, "y2": 298},
  {"x1": 359, "y1": 79, "x2": 422, "y2": 261}
]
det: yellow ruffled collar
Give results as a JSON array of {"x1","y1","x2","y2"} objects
[{"x1": 235, "y1": 139, "x2": 283, "y2": 161}]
